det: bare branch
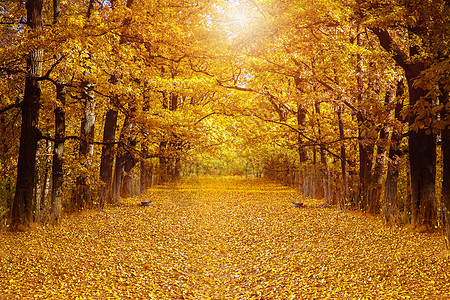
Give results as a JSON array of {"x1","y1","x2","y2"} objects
[
  {"x1": 0, "y1": 102, "x2": 22, "y2": 114},
  {"x1": 194, "y1": 112, "x2": 216, "y2": 125},
  {"x1": 36, "y1": 54, "x2": 68, "y2": 82}
]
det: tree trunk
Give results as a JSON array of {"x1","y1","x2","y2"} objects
[
  {"x1": 355, "y1": 26, "x2": 375, "y2": 211},
  {"x1": 315, "y1": 102, "x2": 330, "y2": 205},
  {"x1": 440, "y1": 87, "x2": 449, "y2": 246},
  {"x1": 49, "y1": 0, "x2": 65, "y2": 224},
  {"x1": 406, "y1": 68, "x2": 437, "y2": 229},
  {"x1": 74, "y1": 82, "x2": 96, "y2": 210},
  {"x1": 121, "y1": 138, "x2": 137, "y2": 198},
  {"x1": 372, "y1": 28, "x2": 437, "y2": 229},
  {"x1": 113, "y1": 151, "x2": 125, "y2": 204},
  {"x1": 113, "y1": 113, "x2": 136, "y2": 203},
  {"x1": 108, "y1": 0, "x2": 137, "y2": 201},
  {"x1": 11, "y1": 0, "x2": 44, "y2": 230},
  {"x1": 297, "y1": 103, "x2": 308, "y2": 194},
  {"x1": 35, "y1": 140, "x2": 52, "y2": 223},
  {"x1": 384, "y1": 81, "x2": 405, "y2": 224},
  {"x1": 50, "y1": 82, "x2": 66, "y2": 223},
  {"x1": 140, "y1": 147, "x2": 153, "y2": 193},
  {"x1": 336, "y1": 104, "x2": 347, "y2": 207},
  {"x1": 370, "y1": 88, "x2": 396, "y2": 213},
  {"x1": 158, "y1": 141, "x2": 169, "y2": 184},
  {"x1": 99, "y1": 109, "x2": 118, "y2": 205}
]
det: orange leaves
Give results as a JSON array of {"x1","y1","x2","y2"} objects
[{"x1": 0, "y1": 177, "x2": 449, "y2": 298}]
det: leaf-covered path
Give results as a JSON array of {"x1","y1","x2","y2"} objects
[{"x1": 1, "y1": 177, "x2": 449, "y2": 299}]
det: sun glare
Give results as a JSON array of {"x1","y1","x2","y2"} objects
[
  {"x1": 215, "y1": 0, "x2": 260, "y2": 38},
  {"x1": 230, "y1": 7, "x2": 251, "y2": 29}
]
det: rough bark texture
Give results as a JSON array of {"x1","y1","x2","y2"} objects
[
  {"x1": 113, "y1": 113, "x2": 136, "y2": 203},
  {"x1": 11, "y1": 0, "x2": 44, "y2": 230},
  {"x1": 49, "y1": 0, "x2": 65, "y2": 224},
  {"x1": 50, "y1": 107, "x2": 65, "y2": 222},
  {"x1": 384, "y1": 81, "x2": 404, "y2": 224},
  {"x1": 49, "y1": 81, "x2": 66, "y2": 224},
  {"x1": 121, "y1": 144, "x2": 137, "y2": 198},
  {"x1": 356, "y1": 27, "x2": 376, "y2": 212},
  {"x1": 34, "y1": 141, "x2": 52, "y2": 224},
  {"x1": 370, "y1": 88, "x2": 396, "y2": 213},
  {"x1": 74, "y1": 82, "x2": 96, "y2": 210},
  {"x1": 372, "y1": 28, "x2": 437, "y2": 228},
  {"x1": 405, "y1": 62, "x2": 437, "y2": 228},
  {"x1": 99, "y1": 109, "x2": 118, "y2": 205}
]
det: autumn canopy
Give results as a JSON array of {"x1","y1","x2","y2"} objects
[{"x1": 0, "y1": 0, "x2": 449, "y2": 242}]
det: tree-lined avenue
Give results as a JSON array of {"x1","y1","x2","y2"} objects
[{"x1": 1, "y1": 177, "x2": 448, "y2": 298}]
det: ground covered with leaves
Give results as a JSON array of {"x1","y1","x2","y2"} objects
[{"x1": 1, "y1": 177, "x2": 449, "y2": 299}]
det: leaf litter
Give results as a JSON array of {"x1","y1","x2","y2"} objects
[{"x1": 0, "y1": 177, "x2": 449, "y2": 299}]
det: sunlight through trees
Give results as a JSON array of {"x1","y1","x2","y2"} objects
[{"x1": 0, "y1": 0, "x2": 449, "y2": 255}]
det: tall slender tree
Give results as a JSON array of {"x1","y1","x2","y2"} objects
[{"x1": 49, "y1": 0, "x2": 66, "y2": 224}]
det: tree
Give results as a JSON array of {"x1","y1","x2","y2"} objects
[
  {"x1": 49, "y1": 0, "x2": 66, "y2": 224},
  {"x1": 11, "y1": 0, "x2": 44, "y2": 230},
  {"x1": 367, "y1": 14, "x2": 440, "y2": 228}
]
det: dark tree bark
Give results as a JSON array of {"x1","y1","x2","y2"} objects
[
  {"x1": 53, "y1": 0, "x2": 61, "y2": 20},
  {"x1": 315, "y1": 101, "x2": 330, "y2": 205},
  {"x1": 50, "y1": 94, "x2": 65, "y2": 223},
  {"x1": 113, "y1": 152, "x2": 125, "y2": 204},
  {"x1": 440, "y1": 88, "x2": 450, "y2": 246},
  {"x1": 121, "y1": 141, "x2": 137, "y2": 198},
  {"x1": 384, "y1": 81, "x2": 405, "y2": 224},
  {"x1": 49, "y1": 0, "x2": 65, "y2": 224},
  {"x1": 357, "y1": 108, "x2": 375, "y2": 211},
  {"x1": 140, "y1": 145, "x2": 153, "y2": 193},
  {"x1": 370, "y1": 87, "x2": 396, "y2": 213},
  {"x1": 355, "y1": 25, "x2": 376, "y2": 212},
  {"x1": 296, "y1": 103, "x2": 308, "y2": 194},
  {"x1": 105, "y1": 0, "x2": 135, "y2": 202},
  {"x1": 11, "y1": 0, "x2": 44, "y2": 230},
  {"x1": 336, "y1": 103, "x2": 348, "y2": 205},
  {"x1": 99, "y1": 108, "x2": 118, "y2": 205},
  {"x1": 113, "y1": 112, "x2": 136, "y2": 203},
  {"x1": 372, "y1": 28, "x2": 437, "y2": 228}
]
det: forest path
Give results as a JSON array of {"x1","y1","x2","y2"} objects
[{"x1": 0, "y1": 177, "x2": 449, "y2": 299}]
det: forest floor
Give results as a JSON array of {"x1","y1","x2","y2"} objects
[{"x1": 0, "y1": 177, "x2": 449, "y2": 299}]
